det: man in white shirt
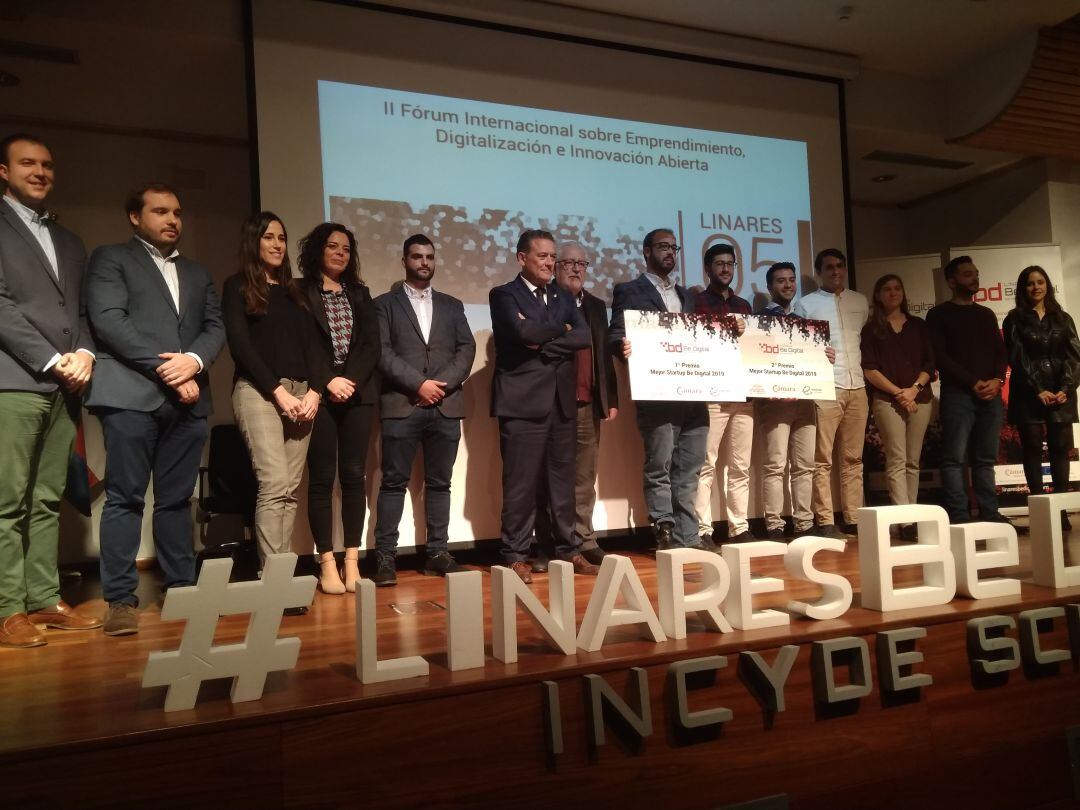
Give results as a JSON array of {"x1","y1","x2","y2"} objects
[
  {"x1": 793, "y1": 248, "x2": 869, "y2": 538},
  {"x1": 0, "y1": 133, "x2": 101, "y2": 647},
  {"x1": 86, "y1": 182, "x2": 225, "y2": 635}
]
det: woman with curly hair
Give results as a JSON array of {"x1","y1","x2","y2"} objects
[
  {"x1": 298, "y1": 223, "x2": 380, "y2": 593},
  {"x1": 1003, "y1": 265, "x2": 1080, "y2": 528}
]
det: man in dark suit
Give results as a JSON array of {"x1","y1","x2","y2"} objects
[
  {"x1": 0, "y1": 133, "x2": 101, "y2": 647},
  {"x1": 490, "y1": 229, "x2": 597, "y2": 583},
  {"x1": 86, "y1": 182, "x2": 225, "y2": 635},
  {"x1": 533, "y1": 241, "x2": 617, "y2": 572},
  {"x1": 371, "y1": 234, "x2": 476, "y2": 585},
  {"x1": 609, "y1": 228, "x2": 710, "y2": 551}
]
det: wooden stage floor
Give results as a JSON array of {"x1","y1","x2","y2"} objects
[{"x1": 2, "y1": 522, "x2": 1078, "y2": 809}]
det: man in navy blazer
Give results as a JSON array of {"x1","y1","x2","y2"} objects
[
  {"x1": 86, "y1": 182, "x2": 225, "y2": 635},
  {"x1": 372, "y1": 234, "x2": 476, "y2": 585},
  {"x1": 0, "y1": 133, "x2": 101, "y2": 647},
  {"x1": 609, "y1": 227, "x2": 710, "y2": 551},
  {"x1": 490, "y1": 229, "x2": 597, "y2": 583}
]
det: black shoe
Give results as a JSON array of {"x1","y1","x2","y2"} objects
[
  {"x1": 765, "y1": 528, "x2": 786, "y2": 540},
  {"x1": 699, "y1": 534, "x2": 721, "y2": 553},
  {"x1": 424, "y1": 551, "x2": 464, "y2": 577},
  {"x1": 793, "y1": 526, "x2": 816, "y2": 538},
  {"x1": 815, "y1": 524, "x2": 846, "y2": 540},
  {"x1": 581, "y1": 546, "x2": 606, "y2": 566},
  {"x1": 899, "y1": 523, "x2": 918, "y2": 542},
  {"x1": 530, "y1": 556, "x2": 550, "y2": 574},
  {"x1": 728, "y1": 530, "x2": 756, "y2": 543},
  {"x1": 283, "y1": 605, "x2": 308, "y2": 617},
  {"x1": 654, "y1": 520, "x2": 676, "y2": 551},
  {"x1": 839, "y1": 523, "x2": 859, "y2": 536},
  {"x1": 372, "y1": 555, "x2": 397, "y2": 587},
  {"x1": 1062, "y1": 512, "x2": 1073, "y2": 532}
]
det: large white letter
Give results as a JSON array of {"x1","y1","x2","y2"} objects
[
  {"x1": 1029, "y1": 493, "x2": 1080, "y2": 587},
  {"x1": 784, "y1": 536, "x2": 853, "y2": 620},
  {"x1": 356, "y1": 579, "x2": 429, "y2": 684},
  {"x1": 446, "y1": 570, "x2": 486, "y2": 671},
  {"x1": 722, "y1": 541, "x2": 789, "y2": 630},
  {"x1": 951, "y1": 522, "x2": 1020, "y2": 599},
  {"x1": 491, "y1": 561, "x2": 576, "y2": 664},
  {"x1": 858, "y1": 505, "x2": 956, "y2": 611},
  {"x1": 578, "y1": 556, "x2": 666, "y2": 652},
  {"x1": 656, "y1": 547, "x2": 733, "y2": 639}
]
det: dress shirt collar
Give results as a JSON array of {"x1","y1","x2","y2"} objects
[
  {"x1": 644, "y1": 271, "x2": 677, "y2": 291},
  {"x1": 136, "y1": 235, "x2": 179, "y2": 262},
  {"x1": 519, "y1": 274, "x2": 546, "y2": 295},
  {"x1": 3, "y1": 193, "x2": 52, "y2": 226},
  {"x1": 403, "y1": 281, "x2": 432, "y2": 300}
]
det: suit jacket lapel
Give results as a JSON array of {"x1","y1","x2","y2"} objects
[
  {"x1": 0, "y1": 205, "x2": 64, "y2": 294},
  {"x1": 128, "y1": 238, "x2": 179, "y2": 318},
  {"x1": 395, "y1": 286, "x2": 426, "y2": 344},
  {"x1": 308, "y1": 282, "x2": 331, "y2": 337},
  {"x1": 637, "y1": 274, "x2": 667, "y2": 311},
  {"x1": 513, "y1": 275, "x2": 548, "y2": 320}
]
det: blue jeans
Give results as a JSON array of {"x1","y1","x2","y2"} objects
[
  {"x1": 97, "y1": 402, "x2": 207, "y2": 606},
  {"x1": 634, "y1": 401, "x2": 709, "y2": 546},
  {"x1": 374, "y1": 408, "x2": 461, "y2": 557},
  {"x1": 939, "y1": 386, "x2": 1003, "y2": 522}
]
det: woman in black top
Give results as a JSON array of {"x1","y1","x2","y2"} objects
[
  {"x1": 1003, "y1": 265, "x2": 1080, "y2": 523},
  {"x1": 223, "y1": 212, "x2": 322, "y2": 574},
  {"x1": 298, "y1": 223, "x2": 380, "y2": 594}
]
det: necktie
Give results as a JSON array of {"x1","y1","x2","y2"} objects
[{"x1": 533, "y1": 285, "x2": 547, "y2": 308}]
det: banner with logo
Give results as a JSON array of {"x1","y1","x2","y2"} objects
[{"x1": 742, "y1": 315, "x2": 834, "y2": 400}]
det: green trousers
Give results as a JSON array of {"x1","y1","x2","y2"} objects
[{"x1": 0, "y1": 390, "x2": 78, "y2": 616}]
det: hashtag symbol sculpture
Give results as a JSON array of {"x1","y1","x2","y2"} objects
[{"x1": 142, "y1": 552, "x2": 316, "y2": 712}]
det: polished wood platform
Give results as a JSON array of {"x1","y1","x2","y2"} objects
[{"x1": 2, "y1": 525, "x2": 1078, "y2": 809}]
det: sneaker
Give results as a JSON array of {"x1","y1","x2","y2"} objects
[
  {"x1": 899, "y1": 523, "x2": 919, "y2": 542},
  {"x1": 103, "y1": 602, "x2": 139, "y2": 636},
  {"x1": 424, "y1": 551, "x2": 465, "y2": 577},
  {"x1": 728, "y1": 530, "x2": 756, "y2": 543},
  {"x1": 654, "y1": 520, "x2": 676, "y2": 551},
  {"x1": 372, "y1": 554, "x2": 397, "y2": 587},
  {"x1": 765, "y1": 528, "x2": 787, "y2": 540},
  {"x1": 698, "y1": 534, "x2": 721, "y2": 553},
  {"x1": 814, "y1": 524, "x2": 847, "y2": 540}
]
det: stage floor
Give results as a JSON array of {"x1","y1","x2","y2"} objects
[{"x1": 1, "y1": 518, "x2": 1077, "y2": 763}]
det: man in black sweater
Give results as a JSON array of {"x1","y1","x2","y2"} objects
[{"x1": 926, "y1": 256, "x2": 1009, "y2": 524}]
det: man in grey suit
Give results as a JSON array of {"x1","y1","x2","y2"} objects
[
  {"x1": 0, "y1": 133, "x2": 101, "y2": 648},
  {"x1": 86, "y1": 182, "x2": 225, "y2": 635},
  {"x1": 371, "y1": 234, "x2": 475, "y2": 585},
  {"x1": 371, "y1": 234, "x2": 473, "y2": 583}
]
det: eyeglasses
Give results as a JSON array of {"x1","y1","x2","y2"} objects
[
  {"x1": 557, "y1": 259, "x2": 590, "y2": 270},
  {"x1": 714, "y1": 260, "x2": 737, "y2": 269},
  {"x1": 652, "y1": 242, "x2": 681, "y2": 253}
]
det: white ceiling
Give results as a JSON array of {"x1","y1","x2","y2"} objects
[{"x1": 4, "y1": 0, "x2": 1080, "y2": 206}]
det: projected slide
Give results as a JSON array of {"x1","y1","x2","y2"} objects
[{"x1": 318, "y1": 81, "x2": 813, "y2": 304}]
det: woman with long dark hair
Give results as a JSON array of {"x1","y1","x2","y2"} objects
[
  {"x1": 298, "y1": 223, "x2": 380, "y2": 593},
  {"x1": 860, "y1": 274, "x2": 935, "y2": 532},
  {"x1": 223, "y1": 212, "x2": 321, "y2": 576},
  {"x1": 1003, "y1": 265, "x2": 1080, "y2": 526}
]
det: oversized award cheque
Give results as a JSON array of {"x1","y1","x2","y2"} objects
[{"x1": 624, "y1": 310, "x2": 833, "y2": 401}]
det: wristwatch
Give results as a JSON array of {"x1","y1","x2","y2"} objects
[{"x1": 914, "y1": 382, "x2": 925, "y2": 391}]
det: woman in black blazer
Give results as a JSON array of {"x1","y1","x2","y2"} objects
[
  {"x1": 297, "y1": 223, "x2": 380, "y2": 593},
  {"x1": 1002, "y1": 265, "x2": 1080, "y2": 526}
]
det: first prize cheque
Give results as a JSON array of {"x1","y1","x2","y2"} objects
[{"x1": 624, "y1": 311, "x2": 834, "y2": 402}]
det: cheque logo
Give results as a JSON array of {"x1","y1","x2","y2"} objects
[
  {"x1": 749, "y1": 384, "x2": 767, "y2": 396},
  {"x1": 660, "y1": 341, "x2": 684, "y2": 353},
  {"x1": 772, "y1": 385, "x2": 797, "y2": 394},
  {"x1": 759, "y1": 343, "x2": 779, "y2": 354},
  {"x1": 802, "y1": 385, "x2": 814, "y2": 395},
  {"x1": 676, "y1": 385, "x2": 702, "y2": 396}
]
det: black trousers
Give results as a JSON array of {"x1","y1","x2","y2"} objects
[
  {"x1": 307, "y1": 401, "x2": 374, "y2": 553},
  {"x1": 1017, "y1": 421, "x2": 1073, "y2": 496}
]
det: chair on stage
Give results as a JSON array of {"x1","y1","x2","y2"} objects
[{"x1": 195, "y1": 423, "x2": 260, "y2": 580}]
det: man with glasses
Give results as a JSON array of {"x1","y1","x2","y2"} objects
[
  {"x1": 693, "y1": 243, "x2": 754, "y2": 545},
  {"x1": 533, "y1": 242, "x2": 618, "y2": 571},
  {"x1": 793, "y1": 248, "x2": 869, "y2": 538},
  {"x1": 610, "y1": 228, "x2": 710, "y2": 551}
]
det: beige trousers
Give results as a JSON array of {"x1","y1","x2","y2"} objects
[
  {"x1": 757, "y1": 398, "x2": 816, "y2": 532},
  {"x1": 695, "y1": 401, "x2": 755, "y2": 537},
  {"x1": 233, "y1": 378, "x2": 313, "y2": 563},
  {"x1": 871, "y1": 397, "x2": 932, "y2": 506},
  {"x1": 812, "y1": 387, "x2": 869, "y2": 526}
]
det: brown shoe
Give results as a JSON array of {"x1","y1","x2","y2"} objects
[
  {"x1": 28, "y1": 600, "x2": 103, "y2": 631},
  {"x1": 566, "y1": 554, "x2": 599, "y2": 576},
  {"x1": 0, "y1": 613, "x2": 47, "y2": 648},
  {"x1": 103, "y1": 603, "x2": 139, "y2": 636},
  {"x1": 510, "y1": 561, "x2": 533, "y2": 584}
]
